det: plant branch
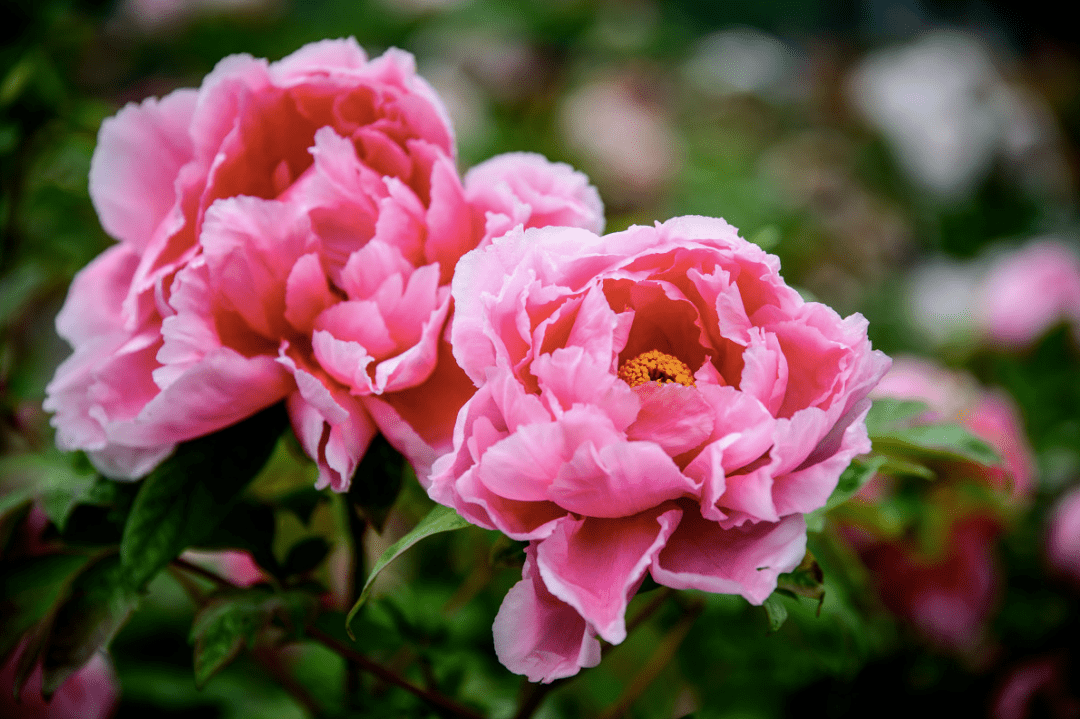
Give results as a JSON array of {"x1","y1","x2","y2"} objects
[{"x1": 306, "y1": 625, "x2": 486, "y2": 719}]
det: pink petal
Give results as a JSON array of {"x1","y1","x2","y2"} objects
[
  {"x1": 107, "y1": 347, "x2": 292, "y2": 448},
  {"x1": 424, "y1": 153, "x2": 477, "y2": 285},
  {"x1": 284, "y1": 253, "x2": 336, "y2": 333},
  {"x1": 493, "y1": 544, "x2": 601, "y2": 683},
  {"x1": 340, "y1": 240, "x2": 414, "y2": 301},
  {"x1": 651, "y1": 508, "x2": 806, "y2": 604},
  {"x1": 536, "y1": 507, "x2": 682, "y2": 643},
  {"x1": 549, "y1": 440, "x2": 697, "y2": 519},
  {"x1": 89, "y1": 88, "x2": 197, "y2": 250},
  {"x1": 269, "y1": 38, "x2": 368, "y2": 83},
  {"x1": 286, "y1": 381, "x2": 377, "y2": 493},
  {"x1": 54, "y1": 244, "x2": 141, "y2": 346},
  {"x1": 626, "y1": 382, "x2": 714, "y2": 457}
]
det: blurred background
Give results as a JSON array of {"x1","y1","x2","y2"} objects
[{"x1": 2, "y1": 0, "x2": 1079, "y2": 717}]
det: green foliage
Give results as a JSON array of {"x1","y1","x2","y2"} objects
[
  {"x1": 190, "y1": 587, "x2": 317, "y2": 688},
  {"x1": 40, "y1": 552, "x2": 140, "y2": 695},
  {"x1": 867, "y1": 397, "x2": 1001, "y2": 468},
  {"x1": 120, "y1": 403, "x2": 288, "y2": 590},
  {"x1": 346, "y1": 503, "x2": 471, "y2": 638}
]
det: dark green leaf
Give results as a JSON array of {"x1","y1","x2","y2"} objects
[
  {"x1": 762, "y1": 593, "x2": 788, "y2": 632},
  {"x1": 0, "y1": 553, "x2": 91, "y2": 660},
  {"x1": 190, "y1": 587, "x2": 317, "y2": 688},
  {"x1": 345, "y1": 504, "x2": 470, "y2": 639},
  {"x1": 824, "y1": 456, "x2": 888, "y2": 512},
  {"x1": 347, "y1": 435, "x2": 405, "y2": 533},
  {"x1": 120, "y1": 403, "x2": 288, "y2": 590},
  {"x1": 195, "y1": 500, "x2": 280, "y2": 579},
  {"x1": 282, "y1": 537, "x2": 330, "y2": 577},
  {"x1": 41, "y1": 553, "x2": 139, "y2": 695},
  {"x1": 776, "y1": 552, "x2": 825, "y2": 614}
]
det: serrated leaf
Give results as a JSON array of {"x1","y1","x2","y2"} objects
[
  {"x1": 345, "y1": 504, "x2": 470, "y2": 639},
  {"x1": 41, "y1": 553, "x2": 139, "y2": 695},
  {"x1": 190, "y1": 588, "x2": 317, "y2": 688},
  {"x1": 120, "y1": 403, "x2": 287, "y2": 590},
  {"x1": 762, "y1": 593, "x2": 788, "y2": 632}
]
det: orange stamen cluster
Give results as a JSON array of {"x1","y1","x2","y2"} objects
[{"x1": 617, "y1": 350, "x2": 695, "y2": 388}]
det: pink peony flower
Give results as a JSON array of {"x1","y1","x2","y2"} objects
[
  {"x1": 1047, "y1": 485, "x2": 1080, "y2": 587},
  {"x1": 1, "y1": 640, "x2": 118, "y2": 719},
  {"x1": 978, "y1": 239, "x2": 1080, "y2": 350},
  {"x1": 429, "y1": 216, "x2": 890, "y2": 681},
  {"x1": 44, "y1": 39, "x2": 603, "y2": 489}
]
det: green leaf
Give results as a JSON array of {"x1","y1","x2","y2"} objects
[
  {"x1": 864, "y1": 398, "x2": 931, "y2": 436},
  {"x1": 120, "y1": 403, "x2": 287, "y2": 589},
  {"x1": 345, "y1": 504, "x2": 470, "y2": 639},
  {"x1": 776, "y1": 551, "x2": 825, "y2": 614},
  {"x1": 190, "y1": 587, "x2": 317, "y2": 688},
  {"x1": 41, "y1": 553, "x2": 140, "y2": 695},
  {"x1": 0, "y1": 553, "x2": 91, "y2": 660},
  {"x1": 823, "y1": 456, "x2": 888, "y2": 512},
  {"x1": 762, "y1": 593, "x2": 788, "y2": 633},
  {"x1": 873, "y1": 423, "x2": 1001, "y2": 468}
]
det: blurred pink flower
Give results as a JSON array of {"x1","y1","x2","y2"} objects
[
  {"x1": 430, "y1": 216, "x2": 889, "y2": 681},
  {"x1": 872, "y1": 356, "x2": 1035, "y2": 497},
  {"x1": 845, "y1": 356, "x2": 1036, "y2": 651},
  {"x1": 1, "y1": 640, "x2": 118, "y2": 719},
  {"x1": 1047, "y1": 485, "x2": 1080, "y2": 587},
  {"x1": 855, "y1": 515, "x2": 1001, "y2": 650},
  {"x1": 181, "y1": 548, "x2": 267, "y2": 587},
  {"x1": 978, "y1": 239, "x2": 1080, "y2": 350},
  {"x1": 992, "y1": 654, "x2": 1080, "y2": 719},
  {"x1": 44, "y1": 39, "x2": 603, "y2": 489}
]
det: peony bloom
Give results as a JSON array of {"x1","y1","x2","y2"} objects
[
  {"x1": 977, "y1": 239, "x2": 1080, "y2": 350},
  {"x1": 429, "y1": 216, "x2": 890, "y2": 681},
  {"x1": 842, "y1": 356, "x2": 1035, "y2": 651},
  {"x1": 1046, "y1": 485, "x2": 1080, "y2": 587},
  {"x1": 44, "y1": 39, "x2": 603, "y2": 489}
]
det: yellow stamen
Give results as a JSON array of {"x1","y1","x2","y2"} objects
[{"x1": 617, "y1": 350, "x2": 695, "y2": 388}]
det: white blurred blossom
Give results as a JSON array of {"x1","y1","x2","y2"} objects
[
  {"x1": 683, "y1": 27, "x2": 806, "y2": 102},
  {"x1": 848, "y1": 31, "x2": 1052, "y2": 200}
]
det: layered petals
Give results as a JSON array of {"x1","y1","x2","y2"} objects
[{"x1": 434, "y1": 216, "x2": 889, "y2": 681}]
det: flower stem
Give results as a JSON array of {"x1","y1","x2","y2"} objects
[{"x1": 306, "y1": 625, "x2": 486, "y2": 719}]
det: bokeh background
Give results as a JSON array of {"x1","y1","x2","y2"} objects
[{"x1": 2, "y1": 1, "x2": 1079, "y2": 717}]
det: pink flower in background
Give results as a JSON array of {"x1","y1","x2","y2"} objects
[
  {"x1": 874, "y1": 356, "x2": 1035, "y2": 496},
  {"x1": 843, "y1": 356, "x2": 1036, "y2": 651},
  {"x1": 1, "y1": 640, "x2": 118, "y2": 719},
  {"x1": 1046, "y1": 485, "x2": 1080, "y2": 587},
  {"x1": 43, "y1": 39, "x2": 603, "y2": 489},
  {"x1": 854, "y1": 515, "x2": 1002, "y2": 650},
  {"x1": 429, "y1": 216, "x2": 890, "y2": 681},
  {"x1": 978, "y1": 239, "x2": 1080, "y2": 350}
]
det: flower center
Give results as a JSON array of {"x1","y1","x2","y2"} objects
[{"x1": 617, "y1": 350, "x2": 695, "y2": 388}]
